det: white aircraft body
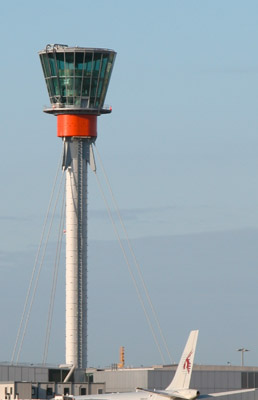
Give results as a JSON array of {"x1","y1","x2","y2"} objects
[{"x1": 65, "y1": 330, "x2": 255, "y2": 400}]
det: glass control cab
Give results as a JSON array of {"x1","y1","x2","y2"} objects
[{"x1": 39, "y1": 44, "x2": 116, "y2": 114}]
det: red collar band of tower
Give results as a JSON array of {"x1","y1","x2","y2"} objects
[{"x1": 39, "y1": 44, "x2": 116, "y2": 369}]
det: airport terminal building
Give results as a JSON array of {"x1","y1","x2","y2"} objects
[
  {"x1": 92, "y1": 364, "x2": 258, "y2": 394},
  {"x1": 0, "y1": 364, "x2": 258, "y2": 399}
]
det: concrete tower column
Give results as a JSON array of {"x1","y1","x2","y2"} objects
[{"x1": 65, "y1": 139, "x2": 88, "y2": 368}]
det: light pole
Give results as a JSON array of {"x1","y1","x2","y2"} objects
[{"x1": 237, "y1": 348, "x2": 250, "y2": 366}]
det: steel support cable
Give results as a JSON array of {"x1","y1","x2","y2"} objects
[
  {"x1": 11, "y1": 151, "x2": 63, "y2": 364},
  {"x1": 15, "y1": 166, "x2": 65, "y2": 363},
  {"x1": 43, "y1": 180, "x2": 66, "y2": 364},
  {"x1": 94, "y1": 171, "x2": 166, "y2": 364},
  {"x1": 94, "y1": 145, "x2": 173, "y2": 364}
]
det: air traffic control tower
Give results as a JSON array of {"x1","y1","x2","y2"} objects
[{"x1": 39, "y1": 44, "x2": 116, "y2": 368}]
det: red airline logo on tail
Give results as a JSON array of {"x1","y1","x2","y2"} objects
[{"x1": 183, "y1": 351, "x2": 193, "y2": 373}]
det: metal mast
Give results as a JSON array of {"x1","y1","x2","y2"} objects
[{"x1": 39, "y1": 44, "x2": 116, "y2": 368}]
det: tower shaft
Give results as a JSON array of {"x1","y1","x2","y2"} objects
[{"x1": 66, "y1": 139, "x2": 89, "y2": 368}]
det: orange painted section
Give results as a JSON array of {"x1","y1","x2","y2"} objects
[{"x1": 57, "y1": 114, "x2": 97, "y2": 137}]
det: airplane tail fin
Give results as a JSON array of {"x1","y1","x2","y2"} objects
[{"x1": 166, "y1": 330, "x2": 199, "y2": 391}]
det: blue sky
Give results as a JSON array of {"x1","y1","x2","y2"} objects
[{"x1": 1, "y1": 0, "x2": 258, "y2": 368}]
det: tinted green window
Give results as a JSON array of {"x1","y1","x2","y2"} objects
[
  {"x1": 93, "y1": 58, "x2": 101, "y2": 73},
  {"x1": 41, "y1": 55, "x2": 51, "y2": 78},
  {"x1": 91, "y1": 79, "x2": 98, "y2": 97},
  {"x1": 56, "y1": 53, "x2": 65, "y2": 76},
  {"x1": 82, "y1": 78, "x2": 90, "y2": 96},
  {"x1": 52, "y1": 78, "x2": 60, "y2": 96},
  {"x1": 97, "y1": 80, "x2": 103, "y2": 97},
  {"x1": 75, "y1": 53, "x2": 84, "y2": 71},
  {"x1": 100, "y1": 57, "x2": 108, "y2": 78},
  {"x1": 99, "y1": 55, "x2": 114, "y2": 105},
  {"x1": 59, "y1": 78, "x2": 67, "y2": 96},
  {"x1": 65, "y1": 52, "x2": 74, "y2": 70},
  {"x1": 45, "y1": 78, "x2": 54, "y2": 98},
  {"x1": 74, "y1": 78, "x2": 82, "y2": 96},
  {"x1": 48, "y1": 54, "x2": 57, "y2": 76},
  {"x1": 84, "y1": 53, "x2": 93, "y2": 75}
]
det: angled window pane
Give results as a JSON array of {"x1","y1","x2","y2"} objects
[
  {"x1": 59, "y1": 78, "x2": 67, "y2": 96},
  {"x1": 91, "y1": 79, "x2": 98, "y2": 97},
  {"x1": 82, "y1": 78, "x2": 90, "y2": 96},
  {"x1": 48, "y1": 54, "x2": 57, "y2": 76},
  {"x1": 56, "y1": 53, "x2": 65, "y2": 76},
  {"x1": 100, "y1": 57, "x2": 108, "y2": 78},
  {"x1": 40, "y1": 55, "x2": 51, "y2": 78},
  {"x1": 51, "y1": 78, "x2": 60, "y2": 96},
  {"x1": 93, "y1": 59, "x2": 100, "y2": 72},
  {"x1": 92, "y1": 53, "x2": 102, "y2": 77},
  {"x1": 75, "y1": 52, "x2": 84, "y2": 76},
  {"x1": 99, "y1": 54, "x2": 114, "y2": 106},
  {"x1": 84, "y1": 53, "x2": 93, "y2": 75},
  {"x1": 74, "y1": 78, "x2": 82, "y2": 97},
  {"x1": 45, "y1": 78, "x2": 54, "y2": 98},
  {"x1": 66, "y1": 77, "x2": 74, "y2": 96},
  {"x1": 65, "y1": 52, "x2": 74, "y2": 71},
  {"x1": 97, "y1": 79, "x2": 103, "y2": 98}
]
